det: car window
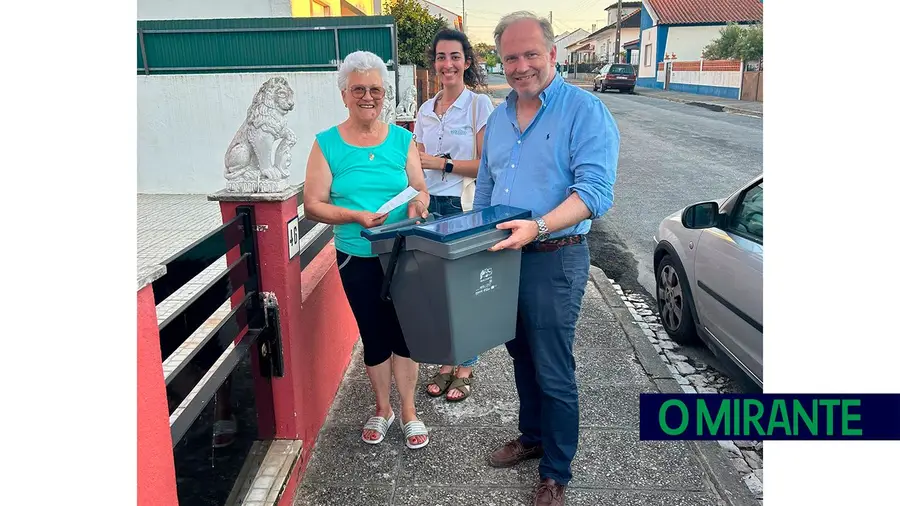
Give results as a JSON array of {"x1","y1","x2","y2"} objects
[
  {"x1": 728, "y1": 182, "x2": 763, "y2": 242},
  {"x1": 600, "y1": 65, "x2": 610, "y2": 73},
  {"x1": 609, "y1": 65, "x2": 633, "y2": 74}
]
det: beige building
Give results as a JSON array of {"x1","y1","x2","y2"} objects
[{"x1": 567, "y1": 7, "x2": 641, "y2": 65}]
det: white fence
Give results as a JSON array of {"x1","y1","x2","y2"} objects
[{"x1": 655, "y1": 60, "x2": 743, "y2": 100}]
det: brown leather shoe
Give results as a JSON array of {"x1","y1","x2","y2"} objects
[
  {"x1": 488, "y1": 439, "x2": 543, "y2": 468},
  {"x1": 533, "y1": 478, "x2": 566, "y2": 506}
]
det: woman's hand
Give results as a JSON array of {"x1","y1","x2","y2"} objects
[
  {"x1": 408, "y1": 199, "x2": 429, "y2": 221},
  {"x1": 354, "y1": 211, "x2": 389, "y2": 229},
  {"x1": 419, "y1": 153, "x2": 446, "y2": 171}
]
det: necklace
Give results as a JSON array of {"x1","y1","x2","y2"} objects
[
  {"x1": 355, "y1": 122, "x2": 383, "y2": 161},
  {"x1": 436, "y1": 101, "x2": 449, "y2": 120}
]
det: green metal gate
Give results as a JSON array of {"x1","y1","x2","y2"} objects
[{"x1": 137, "y1": 16, "x2": 399, "y2": 80}]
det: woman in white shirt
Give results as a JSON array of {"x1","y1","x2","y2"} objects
[{"x1": 414, "y1": 28, "x2": 495, "y2": 403}]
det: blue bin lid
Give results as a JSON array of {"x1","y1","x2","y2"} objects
[
  {"x1": 406, "y1": 205, "x2": 532, "y2": 243},
  {"x1": 360, "y1": 215, "x2": 437, "y2": 242}
]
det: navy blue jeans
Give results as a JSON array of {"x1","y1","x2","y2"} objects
[
  {"x1": 427, "y1": 195, "x2": 463, "y2": 217},
  {"x1": 507, "y1": 242, "x2": 590, "y2": 485}
]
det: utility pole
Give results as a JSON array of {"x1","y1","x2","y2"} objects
[
  {"x1": 614, "y1": 0, "x2": 622, "y2": 63},
  {"x1": 550, "y1": 11, "x2": 553, "y2": 26},
  {"x1": 462, "y1": 0, "x2": 466, "y2": 33}
]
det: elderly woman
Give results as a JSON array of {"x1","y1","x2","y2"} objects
[{"x1": 303, "y1": 50, "x2": 431, "y2": 449}]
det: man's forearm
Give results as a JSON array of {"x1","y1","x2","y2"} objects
[{"x1": 541, "y1": 192, "x2": 592, "y2": 233}]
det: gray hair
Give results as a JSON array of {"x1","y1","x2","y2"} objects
[
  {"x1": 493, "y1": 11, "x2": 555, "y2": 55},
  {"x1": 337, "y1": 51, "x2": 390, "y2": 91}
]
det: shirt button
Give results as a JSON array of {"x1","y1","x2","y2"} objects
[
  {"x1": 505, "y1": 188, "x2": 509, "y2": 193},
  {"x1": 511, "y1": 164, "x2": 516, "y2": 168},
  {"x1": 517, "y1": 140, "x2": 521, "y2": 144}
]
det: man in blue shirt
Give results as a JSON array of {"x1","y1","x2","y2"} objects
[{"x1": 476, "y1": 11, "x2": 619, "y2": 506}]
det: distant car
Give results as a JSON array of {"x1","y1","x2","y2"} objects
[
  {"x1": 593, "y1": 63, "x2": 636, "y2": 93},
  {"x1": 653, "y1": 175, "x2": 763, "y2": 387}
]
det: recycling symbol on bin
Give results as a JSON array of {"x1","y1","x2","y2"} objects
[{"x1": 480, "y1": 268, "x2": 493, "y2": 283}]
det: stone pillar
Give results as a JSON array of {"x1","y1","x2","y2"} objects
[{"x1": 137, "y1": 266, "x2": 178, "y2": 506}]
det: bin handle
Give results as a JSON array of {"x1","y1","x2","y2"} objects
[{"x1": 380, "y1": 234, "x2": 406, "y2": 301}]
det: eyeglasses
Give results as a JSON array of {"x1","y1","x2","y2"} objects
[{"x1": 349, "y1": 85, "x2": 385, "y2": 99}]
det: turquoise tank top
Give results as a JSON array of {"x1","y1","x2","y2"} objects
[{"x1": 316, "y1": 124, "x2": 414, "y2": 257}]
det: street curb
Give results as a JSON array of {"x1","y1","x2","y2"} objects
[
  {"x1": 587, "y1": 266, "x2": 760, "y2": 506},
  {"x1": 632, "y1": 89, "x2": 763, "y2": 118},
  {"x1": 589, "y1": 266, "x2": 671, "y2": 382}
]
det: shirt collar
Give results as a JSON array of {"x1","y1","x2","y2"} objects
[{"x1": 426, "y1": 88, "x2": 473, "y2": 119}]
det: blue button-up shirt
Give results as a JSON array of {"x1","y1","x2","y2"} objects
[{"x1": 473, "y1": 75, "x2": 619, "y2": 239}]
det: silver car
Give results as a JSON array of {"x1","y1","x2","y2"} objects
[{"x1": 653, "y1": 175, "x2": 763, "y2": 387}]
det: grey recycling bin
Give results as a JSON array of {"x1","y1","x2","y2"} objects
[{"x1": 361, "y1": 205, "x2": 533, "y2": 365}]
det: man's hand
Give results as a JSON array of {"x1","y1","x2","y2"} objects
[
  {"x1": 488, "y1": 219, "x2": 539, "y2": 251},
  {"x1": 354, "y1": 211, "x2": 389, "y2": 229}
]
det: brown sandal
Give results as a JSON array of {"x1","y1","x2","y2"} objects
[
  {"x1": 426, "y1": 371, "x2": 455, "y2": 397},
  {"x1": 445, "y1": 375, "x2": 474, "y2": 402}
]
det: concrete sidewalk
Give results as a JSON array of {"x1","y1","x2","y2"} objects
[
  {"x1": 632, "y1": 87, "x2": 762, "y2": 118},
  {"x1": 294, "y1": 267, "x2": 759, "y2": 506},
  {"x1": 564, "y1": 77, "x2": 762, "y2": 118}
]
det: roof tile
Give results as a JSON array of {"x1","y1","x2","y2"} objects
[{"x1": 646, "y1": 0, "x2": 762, "y2": 25}]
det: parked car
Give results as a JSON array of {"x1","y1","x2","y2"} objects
[
  {"x1": 653, "y1": 175, "x2": 763, "y2": 387},
  {"x1": 593, "y1": 63, "x2": 636, "y2": 93}
]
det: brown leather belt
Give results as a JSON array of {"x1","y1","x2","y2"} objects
[{"x1": 522, "y1": 234, "x2": 585, "y2": 253}]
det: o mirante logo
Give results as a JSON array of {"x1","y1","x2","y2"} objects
[{"x1": 639, "y1": 394, "x2": 900, "y2": 440}]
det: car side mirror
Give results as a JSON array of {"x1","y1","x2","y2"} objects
[{"x1": 682, "y1": 202, "x2": 720, "y2": 229}]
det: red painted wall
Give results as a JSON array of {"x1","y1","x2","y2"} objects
[{"x1": 137, "y1": 284, "x2": 178, "y2": 506}]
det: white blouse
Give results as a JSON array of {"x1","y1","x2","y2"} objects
[{"x1": 414, "y1": 89, "x2": 495, "y2": 197}]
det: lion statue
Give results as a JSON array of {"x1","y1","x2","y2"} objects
[
  {"x1": 224, "y1": 77, "x2": 297, "y2": 182},
  {"x1": 396, "y1": 85, "x2": 417, "y2": 119},
  {"x1": 378, "y1": 84, "x2": 396, "y2": 124}
]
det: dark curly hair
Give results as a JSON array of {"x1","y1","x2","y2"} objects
[{"x1": 427, "y1": 28, "x2": 486, "y2": 90}]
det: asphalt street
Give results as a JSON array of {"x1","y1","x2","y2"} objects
[{"x1": 484, "y1": 73, "x2": 763, "y2": 389}]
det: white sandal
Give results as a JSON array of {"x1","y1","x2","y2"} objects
[
  {"x1": 402, "y1": 419, "x2": 430, "y2": 450},
  {"x1": 362, "y1": 411, "x2": 395, "y2": 445}
]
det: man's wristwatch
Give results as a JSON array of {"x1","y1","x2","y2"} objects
[
  {"x1": 443, "y1": 158, "x2": 454, "y2": 173},
  {"x1": 534, "y1": 217, "x2": 550, "y2": 242}
]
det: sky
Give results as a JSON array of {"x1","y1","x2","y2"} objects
[{"x1": 425, "y1": 0, "x2": 624, "y2": 44}]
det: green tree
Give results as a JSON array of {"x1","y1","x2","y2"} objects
[
  {"x1": 702, "y1": 22, "x2": 763, "y2": 64},
  {"x1": 739, "y1": 24, "x2": 763, "y2": 62},
  {"x1": 386, "y1": 0, "x2": 448, "y2": 68},
  {"x1": 473, "y1": 42, "x2": 495, "y2": 59}
]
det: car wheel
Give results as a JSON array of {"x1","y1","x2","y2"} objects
[
  {"x1": 656, "y1": 254, "x2": 699, "y2": 344},
  {"x1": 593, "y1": 83, "x2": 598, "y2": 91}
]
